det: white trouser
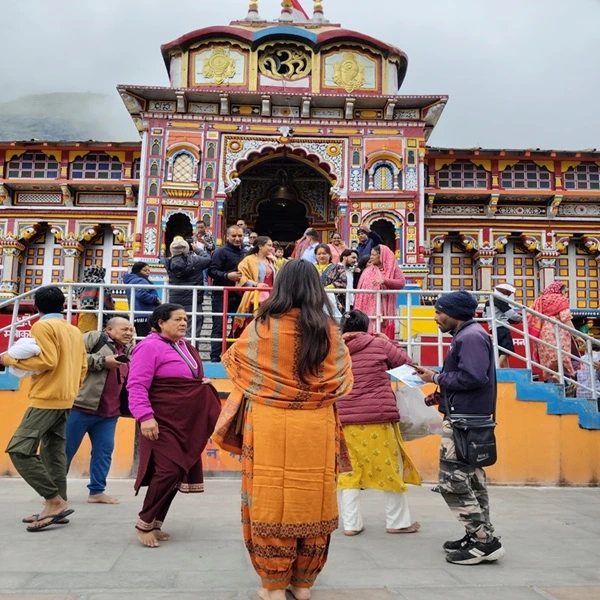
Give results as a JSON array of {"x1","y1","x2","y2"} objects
[{"x1": 338, "y1": 489, "x2": 412, "y2": 531}]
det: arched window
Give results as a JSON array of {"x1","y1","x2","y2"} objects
[
  {"x1": 203, "y1": 185, "x2": 213, "y2": 199},
  {"x1": 147, "y1": 211, "x2": 157, "y2": 225},
  {"x1": 205, "y1": 164, "x2": 214, "y2": 179},
  {"x1": 202, "y1": 213, "x2": 211, "y2": 227},
  {"x1": 206, "y1": 143, "x2": 216, "y2": 159},
  {"x1": 7, "y1": 152, "x2": 60, "y2": 178},
  {"x1": 71, "y1": 152, "x2": 123, "y2": 180},
  {"x1": 151, "y1": 140, "x2": 161, "y2": 156},
  {"x1": 564, "y1": 164, "x2": 600, "y2": 190},
  {"x1": 149, "y1": 182, "x2": 158, "y2": 196},
  {"x1": 501, "y1": 162, "x2": 552, "y2": 189},
  {"x1": 373, "y1": 164, "x2": 394, "y2": 191},
  {"x1": 131, "y1": 158, "x2": 141, "y2": 179},
  {"x1": 149, "y1": 161, "x2": 159, "y2": 177},
  {"x1": 437, "y1": 161, "x2": 488, "y2": 188},
  {"x1": 352, "y1": 151, "x2": 361, "y2": 166},
  {"x1": 172, "y1": 153, "x2": 194, "y2": 183}
]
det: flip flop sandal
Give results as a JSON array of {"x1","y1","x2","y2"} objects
[
  {"x1": 26, "y1": 509, "x2": 74, "y2": 532},
  {"x1": 386, "y1": 521, "x2": 421, "y2": 534},
  {"x1": 22, "y1": 513, "x2": 69, "y2": 524}
]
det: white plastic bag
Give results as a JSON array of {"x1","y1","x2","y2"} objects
[{"x1": 395, "y1": 385, "x2": 443, "y2": 441}]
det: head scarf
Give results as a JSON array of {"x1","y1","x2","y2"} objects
[{"x1": 531, "y1": 281, "x2": 568, "y2": 318}]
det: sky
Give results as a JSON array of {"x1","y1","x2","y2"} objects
[{"x1": 2, "y1": 0, "x2": 599, "y2": 149}]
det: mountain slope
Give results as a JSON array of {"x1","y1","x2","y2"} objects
[{"x1": 0, "y1": 92, "x2": 139, "y2": 141}]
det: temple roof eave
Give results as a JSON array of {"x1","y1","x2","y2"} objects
[{"x1": 117, "y1": 84, "x2": 447, "y2": 115}]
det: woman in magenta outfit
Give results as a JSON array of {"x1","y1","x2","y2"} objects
[{"x1": 127, "y1": 303, "x2": 221, "y2": 548}]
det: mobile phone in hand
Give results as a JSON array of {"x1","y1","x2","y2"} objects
[{"x1": 115, "y1": 355, "x2": 130, "y2": 364}]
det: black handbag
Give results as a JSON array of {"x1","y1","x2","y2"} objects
[{"x1": 450, "y1": 416, "x2": 497, "y2": 467}]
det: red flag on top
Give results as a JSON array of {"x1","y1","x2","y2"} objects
[{"x1": 290, "y1": 0, "x2": 310, "y2": 21}]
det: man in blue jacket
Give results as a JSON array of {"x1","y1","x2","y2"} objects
[
  {"x1": 123, "y1": 262, "x2": 161, "y2": 337},
  {"x1": 355, "y1": 226, "x2": 383, "y2": 260},
  {"x1": 415, "y1": 291, "x2": 504, "y2": 565}
]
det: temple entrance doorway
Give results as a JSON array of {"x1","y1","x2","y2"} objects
[
  {"x1": 231, "y1": 155, "x2": 331, "y2": 253},
  {"x1": 371, "y1": 219, "x2": 396, "y2": 253},
  {"x1": 165, "y1": 212, "x2": 194, "y2": 256}
]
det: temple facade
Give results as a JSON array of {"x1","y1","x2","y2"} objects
[{"x1": 1, "y1": 1, "x2": 599, "y2": 316}]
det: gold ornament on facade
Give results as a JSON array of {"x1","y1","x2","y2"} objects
[
  {"x1": 333, "y1": 53, "x2": 365, "y2": 93},
  {"x1": 326, "y1": 144, "x2": 341, "y2": 157},
  {"x1": 203, "y1": 48, "x2": 236, "y2": 85},
  {"x1": 227, "y1": 140, "x2": 243, "y2": 153},
  {"x1": 258, "y1": 46, "x2": 311, "y2": 80}
]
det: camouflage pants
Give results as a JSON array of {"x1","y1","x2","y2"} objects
[{"x1": 438, "y1": 419, "x2": 494, "y2": 539}]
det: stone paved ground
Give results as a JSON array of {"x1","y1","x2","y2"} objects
[{"x1": 0, "y1": 479, "x2": 599, "y2": 600}]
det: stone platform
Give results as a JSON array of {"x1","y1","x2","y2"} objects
[{"x1": 0, "y1": 479, "x2": 599, "y2": 600}]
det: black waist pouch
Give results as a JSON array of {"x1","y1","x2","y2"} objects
[{"x1": 451, "y1": 416, "x2": 497, "y2": 468}]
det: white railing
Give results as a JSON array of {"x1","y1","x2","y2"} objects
[{"x1": 1, "y1": 284, "x2": 599, "y2": 403}]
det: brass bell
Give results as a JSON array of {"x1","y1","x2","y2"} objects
[{"x1": 269, "y1": 183, "x2": 297, "y2": 203}]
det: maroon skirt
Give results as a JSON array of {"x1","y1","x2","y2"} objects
[{"x1": 134, "y1": 376, "x2": 221, "y2": 493}]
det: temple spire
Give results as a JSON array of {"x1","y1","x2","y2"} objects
[
  {"x1": 279, "y1": 0, "x2": 294, "y2": 22},
  {"x1": 311, "y1": 0, "x2": 328, "y2": 23},
  {"x1": 245, "y1": 0, "x2": 262, "y2": 21}
]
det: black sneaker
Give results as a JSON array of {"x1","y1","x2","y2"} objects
[
  {"x1": 442, "y1": 533, "x2": 472, "y2": 553},
  {"x1": 446, "y1": 537, "x2": 505, "y2": 565}
]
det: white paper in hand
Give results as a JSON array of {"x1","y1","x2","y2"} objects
[{"x1": 387, "y1": 364, "x2": 427, "y2": 388}]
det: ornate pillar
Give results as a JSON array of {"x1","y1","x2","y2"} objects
[
  {"x1": 394, "y1": 225, "x2": 402, "y2": 260},
  {"x1": 474, "y1": 247, "x2": 496, "y2": 291},
  {"x1": 60, "y1": 238, "x2": 84, "y2": 283},
  {"x1": 536, "y1": 250, "x2": 559, "y2": 290},
  {"x1": 0, "y1": 236, "x2": 25, "y2": 297}
]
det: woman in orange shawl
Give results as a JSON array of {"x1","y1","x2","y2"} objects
[
  {"x1": 530, "y1": 281, "x2": 576, "y2": 381},
  {"x1": 213, "y1": 259, "x2": 353, "y2": 600}
]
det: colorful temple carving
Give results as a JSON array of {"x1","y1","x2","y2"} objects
[{"x1": 1, "y1": 1, "x2": 599, "y2": 315}]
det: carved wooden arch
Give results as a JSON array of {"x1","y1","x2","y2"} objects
[
  {"x1": 365, "y1": 150, "x2": 402, "y2": 172},
  {"x1": 165, "y1": 142, "x2": 201, "y2": 161},
  {"x1": 234, "y1": 147, "x2": 337, "y2": 186},
  {"x1": 361, "y1": 209, "x2": 403, "y2": 229}
]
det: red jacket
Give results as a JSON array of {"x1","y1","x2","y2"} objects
[{"x1": 337, "y1": 332, "x2": 411, "y2": 426}]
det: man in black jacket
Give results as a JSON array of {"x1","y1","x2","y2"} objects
[
  {"x1": 415, "y1": 291, "x2": 504, "y2": 565},
  {"x1": 208, "y1": 226, "x2": 243, "y2": 362}
]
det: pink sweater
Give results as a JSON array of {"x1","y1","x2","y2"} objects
[{"x1": 127, "y1": 333, "x2": 202, "y2": 422}]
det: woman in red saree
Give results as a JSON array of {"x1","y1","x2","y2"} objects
[
  {"x1": 354, "y1": 244, "x2": 406, "y2": 339},
  {"x1": 213, "y1": 260, "x2": 353, "y2": 600},
  {"x1": 530, "y1": 282, "x2": 576, "y2": 381},
  {"x1": 127, "y1": 304, "x2": 221, "y2": 547}
]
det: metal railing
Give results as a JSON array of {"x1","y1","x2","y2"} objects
[{"x1": 1, "y1": 283, "x2": 599, "y2": 404}]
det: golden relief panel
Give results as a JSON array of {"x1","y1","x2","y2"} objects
[
  {"x1": 193, "y1": 46, "x2": 246, "y2": 86},
  {"x1": 323, "y1": 51, "x2": 378, "y2": 94},
  {"x1": 258, "y1": 46, "x2": 311, "y2": 81}
]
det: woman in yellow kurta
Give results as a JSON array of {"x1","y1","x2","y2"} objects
[
  {"x1": 337, "y1": 309, "x2": 421, "y2": 536},
  {"x1": 213, "y1": 259, "x2": 353, "y2": 600},
  {"x1": 233, "y1": 236, "x2": 276, "y2": 336}
]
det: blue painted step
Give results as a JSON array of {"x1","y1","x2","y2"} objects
[{"x1": 498, "y1": 369, "x2": 600, "y2": 430}]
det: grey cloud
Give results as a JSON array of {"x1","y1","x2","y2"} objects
[{"x1": 2, "y1": 0, "x2": 598, "y2": 148}]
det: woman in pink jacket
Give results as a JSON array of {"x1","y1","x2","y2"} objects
[{"x1": 337, "y1": 309, "x2": 421, "y2": 536}]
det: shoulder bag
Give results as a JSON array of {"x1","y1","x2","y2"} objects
[{"x1": 449, "y1": 342, "x2": 498, "y2": 468}]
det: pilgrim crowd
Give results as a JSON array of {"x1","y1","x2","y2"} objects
[{"x1": 8, "y1": 221, "x2": 600, "y2": 598}]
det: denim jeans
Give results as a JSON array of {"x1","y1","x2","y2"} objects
[{"x1": 65, "y1": 411, "x2": 118, "y2": 496}]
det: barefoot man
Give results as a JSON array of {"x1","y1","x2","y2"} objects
[
  {"x1": 65, "y1": 316, "x2": 134, "y2": 504},
  {"x1": 2, "y1": 286, "x2": 87, "y2": 531}
]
